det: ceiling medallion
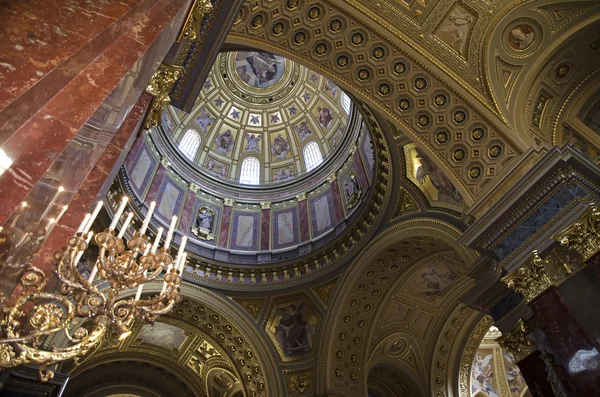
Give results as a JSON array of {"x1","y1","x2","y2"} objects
[
  {"x1": 453, "y1": 148, "x2": 466, "y2": 161},
  {"x1": 315, "y1": 42, "x2": 328, "y2": 56},
  {"x1": 471, "y1": 127, "x2": 485, "y2": 140},
  {"x1": 436, "y1": 131, "x2": 448, "y2": 144},
  {"x1": 398, "y1": 98, "x2": 411, "y2": 111},
  {"x1": 556, "y1": 64, "x2": 570, "y2": 78},
  {"x1": 434, "y1": 93, "x2": 447, "y2": 107},
  {"x1": 357, "y1": 68, "x2": 370, "y2": 81},
  {"x1": 469, "y1": 166, "x2": 482, "y2": 179},
  {"x1": 372, "y1": 47, "x2": 385, "y2": 59},
  {"x1": 489, "y1": 145, "x2": 502, "y2": 158},
  {"x1": 393, "y1": 61, "x2": 407, "y2": 75},
  {"x1": 351, "y1": 32, "x2": 365, "y2": 46},
  {"x1": 417, "y1": 114, "x2": 430, "y2": 127},
  {"x1": 293, "y1": 31, "x2": 307, "y2": 44},
  {"x1": 453, "y1": 110, "x2": 467, "y2": 124},
  {"x1": 414, "y1": 77, "x2": 427, "y2": 90},
  {"x1": 336, "y1": 55, "x2": 350, "y2": 68},
  {"x1": 286, "y1": 0, "x2": 299, "y2": 10},
  {"x1": 378, "y1": 83, "x2": 391, "y2": 96},
  {"x1": 272, "y1": 22, "x2": 284, "y2": 36},
  {"x1": 308, "y1": 7, "x2": 320, "y2": 20},
  {"x1": 251, "y1": 14, "x2": 263, "y2": 29},
  {"x1": 329, "y1": 19, "x2": 342, "y2": 32}
]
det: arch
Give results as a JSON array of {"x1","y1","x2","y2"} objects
[
  {"x1": 316, "y1": 218, "x2": 479, "y2": 396},
  {"x1": 303, "y1": 141, "x2": 323, "y2": 172},
  {"x1": 582, "y1": 96, "x2": 600, "y2": 133},
  {"x1": 239, "y1": 157, "x2": 260, "y2": 185},
  {"x1": 178, "y1": 129, "x2": 201, "y2": 161}
]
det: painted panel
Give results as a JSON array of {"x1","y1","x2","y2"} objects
[
  {"x1": 272, "y1": 208, "x2": 298, "y2": 249},
  {"x1": 310, "y1": 191, "x2": 334, "y2": 237},
  {"x1": 157, "y1": 180, "x2": 183, "y2": 220},
  {"x1": 230, "y1": 212, "x2": 259, "y2": 250},
  {"x1": 137, "y1": 322, "x2": 186, "y2": 351}
]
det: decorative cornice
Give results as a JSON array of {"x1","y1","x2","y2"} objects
[
  {"x1": 497, "y1": 319, "x2": 535, "y2": 363},
  {"x1": 177, "y1": 0, "x2": 213, "y2": 43}
]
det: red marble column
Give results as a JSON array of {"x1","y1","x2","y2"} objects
[
  {"x1": 354, "y1": 151, "x2": 369, "y2": 189},
  {"x1": 0, "y1": 0, "x2": 191, "y2": 297},
  {"x1": 260, "y1": 208, "x2": 270, "y2": 251},
  {"x1": 329, "y1": 181, "x2": 345, "y2": 222},
  {"x1": 298, "y1": 199, "x2": 311, "y2": 241},
  {"x1": 529, "y1": 287, "x2": 600, "y2": 396},
  {"x1": 218, "y1": 205, "x2": 233, "y2": 248},
  {"x1": 178, "y1": 191, "x2": 196, "y2": 233},
  {"x1": 516, "y1": 352, "x2": 560, "y2": 397}
]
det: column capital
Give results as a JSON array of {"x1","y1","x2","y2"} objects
[
  {"x1": 497, "y1": 319, "x2": 535, "y2": 363},
  {"x1": 553, "y1": 203, "x2": 600, "y2": 262},
  {"x1": 502, "y1": 251, "x2": 552, "y2": 303}
]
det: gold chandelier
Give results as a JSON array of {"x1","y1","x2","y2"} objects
[{"x1": 0, "y1": 198, "x2": 187, "y2": 381}]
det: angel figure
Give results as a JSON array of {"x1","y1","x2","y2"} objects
[
  {"x1": 415, "y1": 152, "x2": 462, "y2": 205},
  {"x1": 245, "y1": 52, "x2": 284, "y2": 86},
  {"x1": 244, "y1": 132, "x2": 261, "y2": 153},
  {"x1": 275, "y1": 302, "x2": 310, "y2": 355}
]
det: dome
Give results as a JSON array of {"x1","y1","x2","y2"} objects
[{"x1": 160, "y1": 51, "x2": 353, "y2": 187}]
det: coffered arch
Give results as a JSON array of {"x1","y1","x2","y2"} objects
[
  {"x1": 315, "y1": 218, "x2": 478, "y2": 396},
  {"x1": 227, "y1": 0, "x2": 529, "y2": 204}
]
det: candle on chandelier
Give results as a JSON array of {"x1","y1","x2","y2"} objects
[
  {"x1": 76, "y1": 214, "x2": 91, "y2": 234},
  {"x1": 109, "y1": 197, "x2": 129, "y2": 231},
  {"x1": 139, "y1": 201, "x2": 156, "y2": 235},
  {"x1": 161, "y1": 264, "x2": 173, "y2": 294},
  {"x1": 163, "y1": 215, "x2": 177, "y2": 249},
  {"x1": 177, "y1": 252, "x2": 187, "y2": 273},
  {"x1": 73, "y1": 231, "x2": 94, "y2": 266},
  {"x1": 174, "y1": 236, "x2": 187, "y2": 271},
  {"x1": 134, "y1": 270, "x2": 148, "y2": 300},
  {"x1": 83, "y1": 201, "x2": 104, "y2": 233},
  {"x1": 150, "y1": 227, "x2": 163, "y2": 254},
  {"x1": 117, "y1": 212, "x2": 134, "y2": 238}
]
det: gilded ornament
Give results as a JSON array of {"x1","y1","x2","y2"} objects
[
  {"x1": 414, "y1": 77, "x2": 427, "y2": 90},
  {"x1": 329, "y1": 19, "x2": 342, "y2": 32},
  {"x1": 471, "y1": 127, "x2": 485, "y2": 141},
  {"x1": 498, "y1": 319, "x2": 535, "y2": 363},
  {"x1": 272, "y1": 22, "x2": 284, "y2": 36},
  {"x1": 417, "y1": 114, "x2": 430, "y2": 127},
  {"x1": 488, "y1": 145, "x2": 502, "y2": 158},
  {"x1": 372, "y1": 46, "x2": 385, "y2": 59},
  {"x1": 177, "y1": 0, "x2": 213, "y2": 42},
  {"x1": 357, "y1": 68, "x2": 370, "y2": 81},
  {"x1": 286, "y1": 0, "x2": 298, "y2": 10},
  {"x1": 287, "y1": 372, "x2": 311, "y2": 394},
  {"x1": 436, "y1": 131, "x2": 448, "y2": 144},
  {"x1": 453, "y1": 148, "x2": 466, "y2": 161},
  {"x1": 251, "y1": 14, "x2": 264, "y2": 29},
  {"x1": 453, "y1": 110, "x2": 466, "y2": 123},
  {"x1": 394, "y1": 61, "x2": 407, "y2": 75},
  {"x1": 434, "y1": 94, "x2": 447, "y2": 107},
  {"x1": 315, "y1": 42, "x2": 327, "y2": 55},
  {"x1": 351, "y1": 32, "x2": 364, "y2": 45},
  {"x1": 398, "y1": 98, "x2": 411, "y2": 111},
  {"x1": 336, "y1": 55, "x2": 349, "y2": 67},
  {"x1": 468, "y1": 167, "x2": 481, "y2": 179},
  {"x1": 378, "y1": 83, "x2": 391, "y2": 96},
  {"x1": 308, "y1": 6, "x2": 320, "y2": 20},
  {"x1": 144, "y1": 64, "x2": 183, "y2": 130},
  {"x1": 553, "y1": 204, "x2": 600, "y2": 261},
  {"x1": 556, "y1": 64, "x2": 569, "y2": 78},
  {"x1": 312, "y1": 278, "x2": 338, "y2": 305},
  {"x1": 502, "y1": 251, "x2": 552, "y2": 303},
  {"x1": 294, "y1": 31, "x2": 306, "y2": 44}
]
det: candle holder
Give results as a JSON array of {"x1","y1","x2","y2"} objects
[{"x1": 0, "y1": 200, "x2": 185, "y2": 382}]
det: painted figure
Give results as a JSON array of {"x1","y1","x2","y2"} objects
[
  {"x1": 275, "y1": 303, "x2": 311, "y2": 355},
  {"x1": 215, "y1": 130, "x2": 234, "y2": 156},
  {"x1": 317, "y1": 107, "x2": 334, "y2": 129},
  {"x1": 244, "y1": 132, "x2": 261, "y2": 153},
  {"x1": 415, "y1": 151, "x2": 463, "y2": 205},
  {"x1": 438, "y1": 9, "x2": 473, "y2": 53},
  {"x1": 271, "y1": 134, "x2": 290, "y2": 160},
  {"x1": 508, "y1": 24, "x2": 535, "y2": 50},
  {"x1": 195, "y1": 107, "x2": 215, "y2": 133},
  {"x1": 295, "y1": 121, "x2": 313, "y2": 142}
]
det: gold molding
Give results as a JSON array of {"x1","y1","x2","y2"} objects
[
  {"x1": 497, "y1": 319, "x2": 535, "y2": 363},
  {"x1": 144, "y1": 64, "x2": 183, "y2": 130},
  {"x1": 553, "y1": 204, "x2": 600, "y2": 262},
  {"x1": 177, "y1": 0, "x2": 213, "y2": 43},
  {"x1": 502, "y1": 251, "x2": 552, "y2": 303}
]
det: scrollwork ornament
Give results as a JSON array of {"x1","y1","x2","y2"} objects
[
  {"x1": 177, "y1": 0, "x2": 213, "y2": 42},
  {"x1": 497, "y1": 319, "x2": 535, "y2": 363},
  {"x1": 144, "y1": 64, "x2": 183, "y2": 130},
  {"x1": 553, "y1": 204, "x2": 600, "y2": 262},
  {"x1": 502, "y1": 251, "x2": 552, "y2": 303}
]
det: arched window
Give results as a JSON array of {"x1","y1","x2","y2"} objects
[
  {"x1": 341, "y1": 91, "x2": 352, "y2": 115},
  {"x1": 178, "y1": 130, "x2": 201, "y2": 160},
  {"x1": 239, "y1": 157, "x2": 260, "y2": 185},
  {"x1": 583, "y1": 99, "x2": 600, "y2": 133},
  {"x1": 303, "y1": 141, "x2": 323, "y2": 172}
]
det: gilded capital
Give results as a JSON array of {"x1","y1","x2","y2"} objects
[
  {"x1": 497, "y1": 319, "x2": 535, "y2": 363},
  {"x1": 502, "y1": 251, "x2": 552, "y2": 303},
  {"x1": 553, "y1": 204, "x2": 600, "y2": 262},
  {"x1": 260, "y1": 201, "x2": 271, "y2": 209},
  {"x1": 144, "y1": 64, "x2": 183, "y2": 130}
]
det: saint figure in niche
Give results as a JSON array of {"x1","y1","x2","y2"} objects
[
  {"x1": 192, "y1": 206, "x2": 216, "y2": 241},
  {"x1": 344, "y1": 172, "x2": 362, "y2": 210},
  {"x1": 244, "y1": 132, "x2": 261, "y2": 153},
  {"x1": 317, "y1": 107, "x2": 334, "y2": 129},
  {"x1": 215, "y1": 129, "x2": 234, "y2": 156},
  {"x1": 271, "y1": 134, "x2": 290, "y2": 160}
]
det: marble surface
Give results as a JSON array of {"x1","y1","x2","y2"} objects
[
  {"x1": 298, "y1": 199, "x2": 310, "y2": 241},
  {"x1": 218, "y1": 205, "x2": 232, "y2": 248},
  {"x1": 261, "y1": 208, "x2": 270, "y2": 251}
]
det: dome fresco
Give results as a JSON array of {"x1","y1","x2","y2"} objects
[{"x1": 161, "y1": 51, "x2": 353, "y2": 185}]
